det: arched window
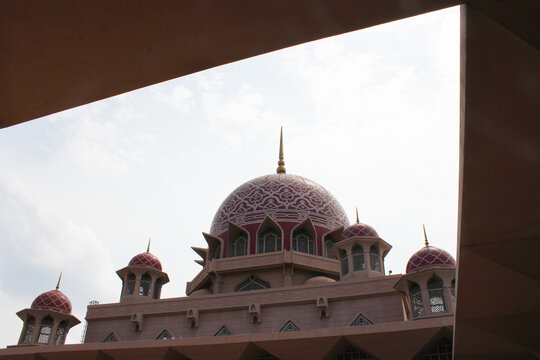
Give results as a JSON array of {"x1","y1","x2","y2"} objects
[
  {"x1": 292, "y1": 230, "x2": 315, "y2": 254},
  {"x1": 229, "y1": 235, "x2": 247, "y2": 257},
  {"x1": 324, "y1": 238, "x2": 334, "y2": 258},
  {"x1": 335, "y1": 347, "x2": 374, "y2": 360},
  {"x1": 258, "y1": 230, "x2": 281, "y2": 254},
  {"x1": 340, "y1": 250, "x2": 349, "y2": 275},
  {"x1": 451, "y1": 279, "x2": 456, "y2": 302},
  {"x1": 37, "y1": 316, "x2": 54, "y2": 344},
  {"x1": 235, "y1": 275, "x2": 271, "y2": 292},
  {"x1": 409, "y1": 282, "x2": 424, "y2": 318},
  {"x1": 428, "y1": 276, "x2": 447, "y2": 313},
  {"x1": 21, "y1": 316, "x2": 34, "y2": 344},
  {"x1": 153, "y1": 278, "x2": 162, "y2": 299},
  {"x1": 139, "y1": 273, "x2": 151, "y2": 296},
  {"x1": 125, "y1": 273, "x2": 135, "y2": 296},
  {"x1": 53, "y1": 321, "x2": 67, "y2": 345},
  {"x1": 369, "y1": 245, "x2": 381, "y2": 271},
  {"x1": 352, "y1": 245, "x2": 365, "y2": 271},
  {"x1": 214, "y1": 244, "x2": 221, "y2": 259}
]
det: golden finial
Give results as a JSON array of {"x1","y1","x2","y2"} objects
[
  {"x1": 147, "y1": 237, "x2": 151, "y2": 253},
  {"x1": 56, "y1": 272, "x2": 62, "y2": 291},
  {"x1": 423, "y1": 224, "x2": 429, "y2": 247},
  {"x1": 355, "y1": 207, "x2": 360, "y2": 224},
  {"x1": 276, "y1": 127, "x2": 286, "y2": 174}
]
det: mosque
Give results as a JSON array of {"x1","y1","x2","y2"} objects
[{"x1": 2, "y1": 131, "x2": 456, "y2": 360}]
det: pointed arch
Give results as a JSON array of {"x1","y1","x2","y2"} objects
[
  {"x1": 228, "y1": 222, "x2": 249, "y2": 257},
  {"x1": 427, "y1": 275, "x2": 447, "y2": 313},
  {"x1": 322, "y1": 227, "x2": 343, "y2": 259},
  {"x1": 153, "y1": 277, "x2": 163, "y2": 299},
  {"x1": 202, "y1": 232, "x2": 224, "y2": 261},
  {"x1": 369, "y1": 245, "x2": 381, "y2": 271},
  {"x1": 291, "y1": 217, "x2": 317, "y2": 255},
  {"x1": 53, "y1": 320, "x2": 68, "y2": 344},
  {"x1": 340, "y1": 249, "x2": 349, "y2": 275},
  {"x1": 279, "y1": 320, "x2": 300, "y2": 332},
  {"x1": 103, "y1": 332, "x2": 118, "y2": 342},
  {"x1": 156, "y1": 329, "x2": 173, "y2": 340},
  {"x1": 37, "y1": 315, "x2": 54, "y2": 344},
  {"x1": 409, "y1": 281, "x2": 424, "y2": 318},
  {"x1": 125, "y1": 272, "x2": 136, "y2": 296},
  {"x1": 20, "y1": 316, "x2": 35, "y2": 344},
  {"x1": 139, "y1": 273, "x2": 151, "y2": 296},
  {"x1": 235, "y1": 275, "x2": 271, "y2": 292},
  {"x1": 257, "y1": 216, "x2": 283, "y2": 254},
  {"x1": 215, "y1": 325, "x2": 232, "y2": 336},
  {"x1": 352, "y1": 244, "x2": 365, "y2": 271}
]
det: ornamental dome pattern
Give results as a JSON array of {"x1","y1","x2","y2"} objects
[
  {"x1": 210, "y1": 174, "x2": 349, "y2": 237},
  {"x1": 342, "y1": 223, "x2": 378, "y2": 240},
  {"x1": 31, "y1": 290, "x2": 72, "y2": 315},
  {"x1": 406, "y1": 246, "x2": 456, "y2": 273},
  {"x1": 128, "y1": 252, "x2": 162, "y2": 271}
]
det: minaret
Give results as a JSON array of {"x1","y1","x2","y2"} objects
[
  {"x1": 16, "y1": 274, "x2": 80, "y2": 346},
  {"x1": 276, "y1": 127, "x2": 286, "y2": 174}
]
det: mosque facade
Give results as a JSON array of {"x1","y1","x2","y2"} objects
[{"x1": 2, "y1": 132, "x2": 456, "y2": 360}]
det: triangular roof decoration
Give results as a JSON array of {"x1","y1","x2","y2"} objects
[
  {"x1": 103, "y1": 333, "x2": 117, "y2": 342},
  {"x1": 351, "y1": 314, "x2": 373, "y2": 326},
  {"x1": 156, "y1": 329, "x2": 172, "y2": 340},
  {"x1": 280, "y1": 321, "x2": 300, "y2": 332},
  {"x1": 215, "y1": 325, "x2": 232, "y2": 336}
]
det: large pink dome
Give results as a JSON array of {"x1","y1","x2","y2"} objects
[
  {"x1": 210, "y1": 174, "x2": 349, "y2": 237},
  {"x1": 128, "y1": 252, "x2": 163, "y2": 271},
  {"x1": 31, "y1": 290, "x2": 72, "y2": 315},
  {"x1": 406, "y1": 246, "x2": 456, "y2": 273}
]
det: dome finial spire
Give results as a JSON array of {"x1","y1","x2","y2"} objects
[
  {"x1": 56, "y1": 272, "x2": 62, "y2": 291},
  {"x1": 423, "y1": 224, "x2": 429, "y2": 247},
  {"x1": 147, "y1": 237, "x2": 151, "y2": 253},
  {"x1": 276, "y1": 127, "x2": 286, "y2": 174},
  {"x1": 355, "y1": 207, "x2": 359, "y2": 224}
]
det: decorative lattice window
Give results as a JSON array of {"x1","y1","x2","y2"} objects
[
  {"x1": 413, "y1": 337, "x2": 453, "y2": 360},
  {"x1": 156, "y1": 330, "x2": 172, "y2": 340},
  {"x1": 352, "y1": 245, "x2": 365, "y2": 271},
  {"x1": 280, "y1": 321, "x2": 300, "y2": 332},
  {"x1": 230, "y1": 235, "x2": 247, "y2": 257},
  {"x1": 427, "y1": 276, "x2": 446, "y2": 313},
  {"x1": 409, "y1": 282, "x2": 424, "y2": 318},
  {"x1": 125, "y1": 273, "x2": 135, "y2": 296},
  {"x1": 258, "y1": 230, "x2": 282, "y2": 253},
  {"x1": 21, "y1": 317, "x2": 34, "y2": 344},
  {"x1": 451, "y1": 279, "x2": 456, "y2": 302},
  {"x1": 139, "y1": 273, "x2": 151, "y2": 296},
  {"x1": 215, "y1": 326, "x2": 232, "y2": 336},
  {"x1": 235, "y1": 276, "x2": 271, "y2": 292},
  {"x1": 53, "y1": 321, "x2": 67, "y2": 345},
  {"x1": 37, "y1": 316, "x2": 54, "y2": 344},
  {"x1": 325, "y1": 238, "x2": 334, "y2": 258},
  {"x1": 340, "y1": 251, "x2": 349, "y2": 275},
  {"x1": 103, "y1": 333, "x2": 118, "y2": 342},
  {"x1": 369, "y1": 246, "x2": 381, "y2": 272},
  {"x1": 259, "y1": 352, "x2": 280, "y2": 360},
  {"x1": 292, "y1": 230, "x2": 315, "y2": 255},
  {"x1": 335, "y1": 347, "x2": 375, "y2": 360},
  {"x1": 351, "y1": 314, "x2": 373, "y2": 326},
  {"x1": 153, "y1": 278, "x2": 162, "y2": 299}
]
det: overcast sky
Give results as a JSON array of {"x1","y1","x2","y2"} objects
[{"x1": 0, "y1": 6, "x2": 459, "y2": 346}]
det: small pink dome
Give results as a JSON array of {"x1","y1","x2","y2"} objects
[
  {"x1": 128, "y1": 252, "x2": 162, "y2": 271},
  {"x1": 406, "y1": 246, "x2": 456, "y2": 273},
  {"x1": 31, "y1": 290, "x2": 72, "y2": 315},
  {"x1": 342, "y1": 223, "x2": 378, "y2": 240}
]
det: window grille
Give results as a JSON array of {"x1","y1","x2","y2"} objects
[
  {"x1": 340, "y1": 251, "x2": 349, "y2": 275},
  {"x1": 215, "y1": 326, "x2": 232, "y2": 336},
  {"x1": 352, "y1": 245, "x2": 365, "y2": 271},
  {"x1": 53, "y1": 321, "x2": 67, "y2": 345},
  {"x1": 427, "y1": 276, "x2": 446, "y2": 313},
  {"x1": 451, "y1": 279, "x2": 456, "y2": 302},
  {"x1": 21, "y1": 317, "x2": 34, "y2": 344},
  {"x1": 409, "y1": 282, "x2": 424, "y2": 318},
  {"x1": 292, "y1": 231, "x2": 315, "y2": 255},
  {"x1": 103, "y1": 333, "x2": 117, "y2": 342},
  {"x1": 280, "y1": 321, "x2": 300, "y2": 332},
  {"x1": 369, "y1": 246, "x2": 381, "y2": 272},
  {"x1": 351, "y1": 314, "x2": 373, "y2": 326},
  {"x1": 125, "y1": 273, "x2": 135, "y2": 296},
  {"x1": 413, "y1": 337, "x2": 453, "y2": 360},
  {"x1": 153, "y1": 278, "x2": 162, "y2": 299},
  {"x1": 156, "y1": 330, "x2": 172, "y2": 340},
  {"x1": 258, "y1": 230, "x2": 282, "y2": 253},
  {"x1": 258, "y1": 352, "x2": 280, "y2": 360},
  {"x1": 325, "y1": 238, "x2": 334, "y2": 258},
  {"x1": 230, "y1": 235, "x2": 247, "y2": 257},
  {"x1": 139, "y1": 273, "x2": 151, "y2": 296},
  {"x1": 335, "y1": 347, "x2": 375, "y2": 360},
  {"x1": 37, "y1": 316, "x2": 54, "y2": 344},
  {"x1": 235, "y1": 276, "x2": 271, "y2": 292}
]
